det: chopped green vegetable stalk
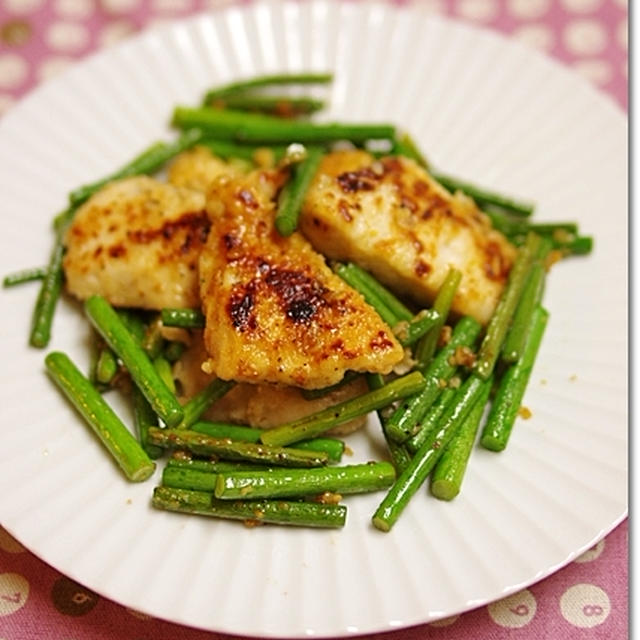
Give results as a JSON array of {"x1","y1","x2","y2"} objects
[
  {"x1": 431, "y1": 172, "x2": 535, "y2": 218},
  {"x1": 528, "y1": 222, "x2": 579, "y2": 236},
  {"x1": 430, "y1": 377, "x2": 493, "y2": 500},
  {"x1": 482, "y1": 205, "x2": 580, "y2": 240},
  {"x1": 553, "y1": 234, "x2": 593, "y2": 256},
  {"x1": 366, "y1": 373, "x2": 412, "y2": 473},
  {"x1": 3, "y1": 266, "x2": 46, "y2": 288},
  {"x1": 163, "y1": 461, "x2": 392, "y2": 498},
  {"x1": 405, "y1": 385, "x2": 458, "y2": 454},
  {"x1": 393, "y1": 309, "x2": 441, "y2": 347},
  {"x1": 266, "y1": 438, "x2": 346, "y2": 463},
  {"x1": 153, "y1": 356, "x2": 175, "y2": 394},
  {"x1": 199, "y1": 139, "x2": 288, "y2": 164},
  {"x1": 141, "y1": 314, "x2": 165, "y2": 359},
  {"x1": 214, "y1": 462, "x2": 396, "y2": 500},
  {"x1": 88, "y1": 335, "x2": 102, "y2": 386},
  {"x1": 511, "y1": 232, "x2": 593, "y2": 256},
  {"x1": 166, "y1": 458, "x2": 269, "y2": 473},
  {"x1": 335, "y1": 262, "x2": 413, "y2": 324},
  {"x1": 162, "y1": 465, "x2": 220, "y2": 492},
  {"x1": 44, "y1": 351, "x2": 156, "y2": 481},
  {"x1": 203, "y1": 71, "x2": 333, "y2": 102},
  {"x1": 177, "y1": 379, "x2": 235, "y2": 430},
  {"x1": 191, "y1": 421, "x2": 345, "y2": 463},
  {"x1": 84, "y1": 295, "x2": 184, "y2": 428},
  {"x1": 372, "y1": 374, "x2": 492, "y2": 531},
  {"x1": 163, "y1": 340, "x2": 186, "y2": 362},
  {"x1": 29, "y1": 236, "x2": 66, "y2": 348},
  {"x1": 51, "y1": 205, "x2": 78, "y2": 234},
  {"x1": 211, "y1": 95, "x2": 325, "y2": 117},
  {"x1": 501, "y1": 237, "x2": 551, "y2": 363},
  {"x1": 172, "y1": 106, "x2": 396, "y2": 144},
  {"x1": 392, "y1": 132, "x2": 430, "y2": 168},
  {"x1": 132, "y1": 385, "x2": 164, "y2": 460},
  {"x1": 68, "y1": 128, "x2": 204, "y2": 207},
  {"x1": 384, "y1": 315, "x2": 481, "y2": 443},
  {"x1": 300, "y1": 370, "x2": 360, "y2": 400},
  {"x1": 191, "y1": 421, "x2": 265, "y2": 442},
  {"x1": 95, "y1": 347, "x2": 119, "y2": 386},
  {"x1": 152, "y1": 486, "x2": 346, "y2": 528},
  {"x1": 414, "y1": 267, "x2": 462, "y2": 369},
  {"x1": 260, "y1": 371, "x2": 427, "y2": 447},
  {"x1": 384, "y1": 437, "x2": 412, "y2": 474},
  {"x1": 333, "y1": 263, "x2": 399, "y2": 327},
  {"x1": 275, "y1": 146, "x2": 324, "y2": 236},
  {"x1": 160, "y1": 307, "x2": 205, "y2": 329},
  {"x1": 474, "y1": 232, "x2": 542, "y2": 380},
  {"x1": 481, "y1": 305, "x2": 549, "y2": 452},
  {"x1": 147, "y1": 427, "x2": 330, "y2": 467},
  {"x1": 116, "y1": 308, "x2": 147, "y2": 342},
  {"x1": 481, "y1": 205, "x2": 530, "y2": 236}
]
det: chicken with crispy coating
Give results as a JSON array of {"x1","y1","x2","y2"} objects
[
  {"x1": 300, "y1": 150, "x2": 517, "y2": 325},
  {"x1": 63, "y1": 175, "x2": 209, "y2": 309},
  {"x1": 198, "y1": 168, "x2": 405, "y2": 389}
]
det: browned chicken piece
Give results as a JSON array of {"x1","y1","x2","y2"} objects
[
  {"x1": 198, "y1": 169, "x2": 405, "y2": 389},
  {"x1": 63, "y1": 176, "x2": 209, "y2": 309},
  {"x1": 300, "y1": 150, "x2": 517, "y2": 325},
  {"x1": 167, "y1": 145, "x2": 247, "y2": 194},
  {"x1": 173, "y1": 333, "x2": 368, "y2": 435}
]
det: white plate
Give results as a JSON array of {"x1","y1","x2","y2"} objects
[{"x1": 0, "y1": 1, "x2": 627, "y2": 637}]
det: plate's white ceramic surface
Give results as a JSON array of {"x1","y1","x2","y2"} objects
[{"x1": 0, "y1": 1, "x2": 627, "y2": 637}]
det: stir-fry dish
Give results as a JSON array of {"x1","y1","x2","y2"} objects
[{"x1": 5, "y1": 73, "x2": 593, "y2": 531}]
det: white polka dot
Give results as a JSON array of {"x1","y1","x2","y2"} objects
[
  {"x1": 507, "y1": 0, "x2": 551, "y2": 19},
  {"x1": 3, "y1": 0, "x2": 44, "y2": 13},
  {"x1": 575, "y1": 538, "x2": 605, "y2": 563},
  {"x1": 429, "y1": 614, "x2": 459, "y2": 627},
  {"x1": 37, "y1": 56, "x2": 74, "y2": 82},
  {"x1": 456, "y1": 0, "x2": 499, "y2": 22},
  {"x1": 613, "y1": 0, "x2": 627, "y2": 6},
  {"x1": 0, "y1": 574, "x2": 29, "y2": 615},
  {"x1": 487, "y1": 589, "x2": 537, "y2": 628},
  {"x1": 151, "y1": 0, "x2": 194, "y2": 12},
  {"x1": 0, "y1": 54, "x2": 28, "y2": 89},
  {"x1": 0, "y1": 529, "x2": 25, "y2": 554},
  {"x1": 98, "y1": 20, "x2": 137, "y2": 47},
  {"x1": 573, "y1": 59, "x2": 612, "y2": 85},
  {"x1": 560, "y1": 583, "x2": 610, "y2": 628},
  {"x1": 560, "y1": 0, "x2": 603, "y2": 12},
  {"x1": 563, "y1": 19, "x2": 608, "y2": 56},
  {"x1": 617, "y1": 18, "x2": 628, "y2": 50},
  {"x1": 54, "y1": 0, "x2": 95, "y2": 18},
  {"x1": 512, "y1": 24, "x2": 555, "y2": 51},
  {"x1": 46, "y1": 22, "x2": 90, "y2": 52}
]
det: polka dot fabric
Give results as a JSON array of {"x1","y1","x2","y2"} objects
[
  {"x1": 0, "y1": 1, "x2": 628, "y2": 638},
  {"x1": 0, "y1": 521, "x2": 627, "y2": 637},
  {"x1": 0, "y1": 0, "x2": 628, "y2": 114}
]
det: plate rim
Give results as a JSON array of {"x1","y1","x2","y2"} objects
[{"x1": 0, "y1": 1, "x2": 628, "y2": 637}]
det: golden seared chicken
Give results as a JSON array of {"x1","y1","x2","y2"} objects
[
  {"x1": 174, "y1": 333, "x2": 369, "y2": 435},
  {"x1": 300, "y1": 150, "x2": 517, "y2": 325},
  {"x1": 167, "y1": 145, "x2": 246, "y2": 194},
  {"x1": 198, "y1": 169, "x2": 405, "y2": 389},
  {"x1": 63, "y1": 175, "x2": 209, "y2": 309}
]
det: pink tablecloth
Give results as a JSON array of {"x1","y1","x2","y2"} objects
[{"x1": 0, "y1": 1, "x2": 628, "y2": 638}]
